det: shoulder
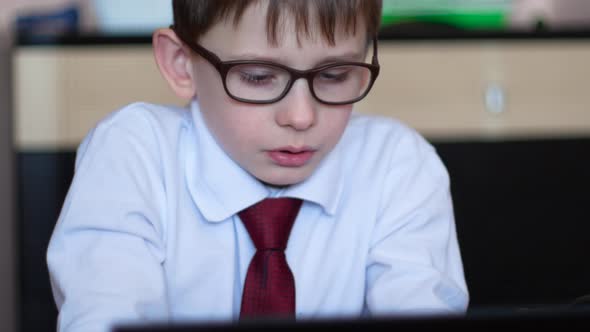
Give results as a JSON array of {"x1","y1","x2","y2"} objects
[
  {"x1": 93, "y1": 102, "x2": 190, "y2": 136},
  {"x1": 75, "y1": 102, "x2": 191, "y2": 167},
  {"x1": 339, "y1": 112, "x2": 450, "y2": 192},
  {"x1": 344, "y1": 112, "x2": 437, "y2": 164},
  {"x1": 342, "y1": 115, "x2": 452, "y2": 220}
]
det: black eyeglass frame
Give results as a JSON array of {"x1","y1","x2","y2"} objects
[{"x1": 173, "y1": 27, "x2": 380, "y2": 105}]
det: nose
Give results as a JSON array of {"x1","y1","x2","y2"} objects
[{"x1": 275, "y1": 79, "x2": 317, "y2": 131}]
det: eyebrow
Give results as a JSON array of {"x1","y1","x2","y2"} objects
[
  {"x1": 227, "y1": 51, "x2": 367, "y2": 67},
  {"x1": 315, "y1": 52, "x2": 367, "y2": 65}
]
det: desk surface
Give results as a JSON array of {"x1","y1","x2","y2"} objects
[{"x1": 113, "y1": 306, "x2": 590, "y2": 332}]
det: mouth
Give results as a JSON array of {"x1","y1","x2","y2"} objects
[{"x1": 267, "y1": 146, "x2": 316, "y2": 167}]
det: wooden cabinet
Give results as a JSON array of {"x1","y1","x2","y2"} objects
[
  {"x1": 13, "y1": 45, "x2": 182, "y2": 150},
  {"x1": 355, "y1": 40, "x2": 590, "y2": 140},
  {"x1": 13, "y1": 39, "x2": 590, "y2": 150}
]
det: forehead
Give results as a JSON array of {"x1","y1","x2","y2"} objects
[
  {"x1": 197, "y1": 2, "x2": 368, "y2": 65},
  {"x1": 207, "y1": 0, "x2": 369, "y2": 47}
]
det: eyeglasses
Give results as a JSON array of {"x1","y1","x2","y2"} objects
[{"x1": 175, "y1": 29, "x2": 380, "y2": 105}]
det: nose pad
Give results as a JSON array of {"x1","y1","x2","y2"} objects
[{"x1": 275, "y1": 79, "x2": 317, "y2": 131}]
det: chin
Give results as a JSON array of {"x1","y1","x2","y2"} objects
[{"x1": 257, "y1": 168, "x2": 312, "y2": 187}]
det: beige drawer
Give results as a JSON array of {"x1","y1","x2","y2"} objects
[
  {"x1": 14, "y1": 41, "x2": 590, "y2": 150},
  {"x1": 13, "y1": 46, "x2": 184, "y2": 150},
  {"x1": 356, "y1": 41, "x2": 590, "y2": 141}
]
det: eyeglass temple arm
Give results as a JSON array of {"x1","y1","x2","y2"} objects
[
  {"x1": 170, "y1": 24, "x2": 378, "y2": 68},
  {"x1": 169, "y1": 25, "x2": 223, "y2": 66},
  {"x1": 371, "y1": 35, "x2": 379, "y2": 66}
]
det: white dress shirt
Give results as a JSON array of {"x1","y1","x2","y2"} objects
[{"x1": 47, "y1": 100, "x2": 469, "y2": 332}]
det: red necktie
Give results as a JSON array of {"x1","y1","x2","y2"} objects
[{"x1": 238, "y1": 198, "x2": 303, "y2": 319}]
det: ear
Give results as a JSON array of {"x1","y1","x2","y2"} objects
[{"x1": 152, "y1": 28, "x2": 196, "y2": 100}]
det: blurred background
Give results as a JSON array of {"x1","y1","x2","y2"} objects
[{"x1": 1, "y1": 1, "x2": 590, "y2": 332}]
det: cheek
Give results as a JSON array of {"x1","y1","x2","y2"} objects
[
  {"x1": 192, "y1": 66, "x2": 246, "y2": 146},
  {"x1": 202, "y1": 108, "x2": 254, "y2": 151},
  {"x1": 199, "y1": 101, "x2": 270, "y2": 162},
  {"x1": 193, "y1": 63, "x2": 269, "y2": 141},
  {"x1": 320, "y1": 107, "x2": 352, "y2": 144},
  {"x1": 193, "y1": 65, "x2": 226, "y2": 108}
]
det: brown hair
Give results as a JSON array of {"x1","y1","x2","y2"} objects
[{"x1": 172, "y1": 0, "x2": 382, "y2": 46}]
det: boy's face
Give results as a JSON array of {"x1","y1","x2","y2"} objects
[{"x1": 190, "y1": 3, "x2": 368, "y2": 186}]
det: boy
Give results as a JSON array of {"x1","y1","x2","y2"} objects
[{"x1": 47, "y1": 0, "x2": 469, "y2": 331}]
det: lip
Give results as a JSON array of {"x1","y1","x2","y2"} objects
[{"x1": 267, "y1": 146, "x2": 315, "y2": 167}]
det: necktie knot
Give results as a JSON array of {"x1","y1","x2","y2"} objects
[{"x1": 238, "y1": 198, "x2": 303, "y2": 251}]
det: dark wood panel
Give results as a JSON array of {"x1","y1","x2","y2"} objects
[
  {"x1": 436, "y1": 138, "x2": 590, "y2": 308},
  {"x1": 17, "y1": 152, "x2": 75, "y2": 332}
]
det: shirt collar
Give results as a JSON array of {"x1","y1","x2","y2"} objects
[{"x1": 185, "y1": 99, "x2": 345, "y2": 222}]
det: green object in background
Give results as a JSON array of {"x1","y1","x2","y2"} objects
[{"x1": 381, "y1": 0, "x2": 512, "y2": 30}]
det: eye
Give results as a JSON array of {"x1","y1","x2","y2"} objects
[
  {"x1": 239, "y1": 71, "x2": 274, "y2": 85},
  {"x1": 318, "y1": 68, "x2": 350, "y2": 82},
  {"x1": 233, "y1": 65, "x2": 282, "y2": 86}
]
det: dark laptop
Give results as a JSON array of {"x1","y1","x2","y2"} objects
[{"x1": 113, "y1": 305, "x2": 590, "y2": 331}]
